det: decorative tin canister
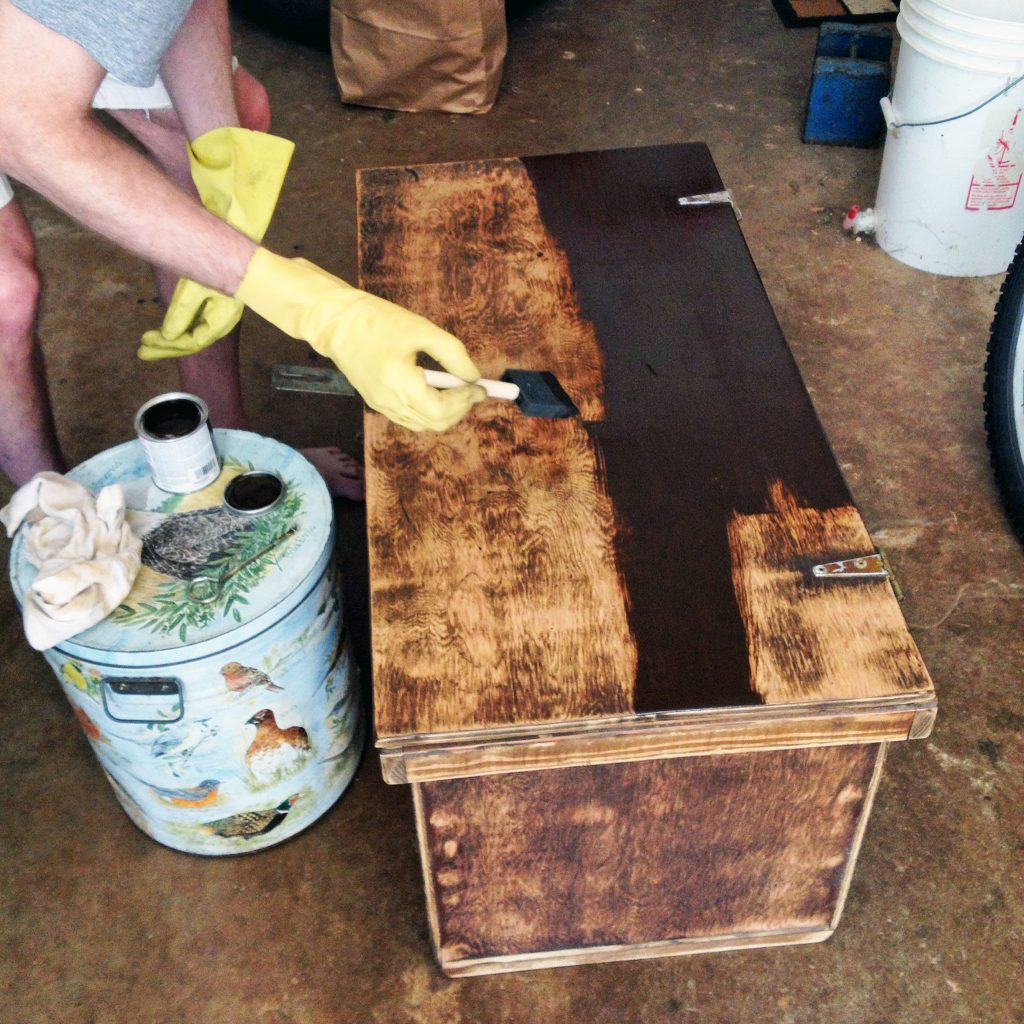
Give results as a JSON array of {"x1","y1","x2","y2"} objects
[{"x1": 9, "y1": 429, "x2": 364, "y2": 855}]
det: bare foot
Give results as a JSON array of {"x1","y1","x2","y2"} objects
[{"x1": 300, "y1": 447, "x2": 366, "y2": 502}]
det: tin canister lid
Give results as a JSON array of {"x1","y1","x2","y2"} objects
[{"x1": 8, "y1": 430, "x2": 334, "y2": 665}]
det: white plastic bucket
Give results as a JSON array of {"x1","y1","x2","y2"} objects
[{"x1": 874, "y1": 0, "x2": 1024, "y2": 276}]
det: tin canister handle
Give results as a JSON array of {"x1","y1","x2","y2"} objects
[{"x1": 101, "y1": 677, "x2": 184, "y2": 724}]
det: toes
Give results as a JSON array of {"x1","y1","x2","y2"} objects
[{"x1": 298, "y1": 447, "x2": 366, "y2": 502}]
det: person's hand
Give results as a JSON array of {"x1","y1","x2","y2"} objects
[
  {"x1": 139, "y1": 278, "x2": 243, "y2": 360},
  {"x1": 236, "y1": 248, "x2": 486, "y2": 431},
  {"x1": 139, "y1": 128, "x2": 294, "y2": 361}
]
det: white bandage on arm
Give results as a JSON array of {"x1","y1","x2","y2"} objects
[{"x1": 91, "y1": 58, "x2": 238, "y2": 115}]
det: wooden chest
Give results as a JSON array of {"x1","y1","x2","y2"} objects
[{"x1": 356, "y1": 144, "x2": 936, "y2": 976}]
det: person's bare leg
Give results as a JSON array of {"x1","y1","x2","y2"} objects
[
  {"x1": 0, "y1": 199, "x2": 65, "y2": 485},
  {"x1": 110, "y1": 71, "x2": 364, "y2": 500}
]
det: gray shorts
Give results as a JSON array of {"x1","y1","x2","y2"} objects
[{"x1": 1, "y1": 73, "x2": 173, "y2": 209}]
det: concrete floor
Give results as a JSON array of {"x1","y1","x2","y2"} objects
[{"x1": 2, "y1": 1, "x2": 1022, "y2": 1021}]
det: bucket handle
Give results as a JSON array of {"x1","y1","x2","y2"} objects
[
  {"x1": 882, "y1": 73, "x2": 1024, "y2": 134},
  {"x1": 101, "y1": 676, "x2": 184, "y2": 724}
]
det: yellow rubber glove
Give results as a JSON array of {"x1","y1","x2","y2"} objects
[
  {"x1": 139, "y1": 128, "x2": 295, "y2": 361},
  {"x1": 236, "y1": 248, "x2": 486, "y2": 431}
]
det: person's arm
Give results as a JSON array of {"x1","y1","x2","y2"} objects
[
  {"x1": 0, "y1": 0, "x2": 254, "y2": 293},
  {"x1": 0, "y1": 0, "x2": 485, "y2": 431},
  {"x1": 158, "y1": 0, "x2": 239, "y2": 139}
]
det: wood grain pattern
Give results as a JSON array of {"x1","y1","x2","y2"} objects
[
  {"x1": 381, "y1": 703, "x2": 921, "y2": 782},
  {"x1": 358, "y1": 147, "x2": 935, "y2": 976},
  {"x1": 359, "y1": 160, "x2": 635, "y2": 738},
  {"x1": 415, "y1": 744, "x2": 881, "y2": 967},
  {"x1": 358, "y1": 161, "x2": 605, "y2": 419},
  {"x1": 729, "y1": 482, "x2": 933, "y2": 703},
  {"x1": 358, "y1": 145, "x2": 934, "y2": 756}
]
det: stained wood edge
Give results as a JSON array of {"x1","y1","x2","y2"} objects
[
  {"x1": 412, "y1": 783, "x2": 444, "y2": 961},
  {"x1": 830, "y1": 742, "x2": 888, "y2": 932},
  {"x1": 437, "y1": 925, "x2": 833, "y2": 977},
  {"x1": 379, "y1": 697, "x2": 935, "y2": 784},
  {"x1": 376, "y1": 692, "x2": 935, "y2": 751},
  {"x1": 910, "y1": 706, "x2": 937, "y2": 740}
]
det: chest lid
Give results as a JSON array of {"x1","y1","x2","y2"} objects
[
  {"x1": 358, "y1": 144, "x2": 936, "y2": 784},
  {"x1": 9, "y1": 429, "x2": 332, "y2": 664}
]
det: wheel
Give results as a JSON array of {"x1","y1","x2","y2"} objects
[
  {"x1": 984, "y1": 235, "x2": 1024, "y2": 541},
  {"x1": 230, "y1": 0, "x2": 330, "y2": 51}
]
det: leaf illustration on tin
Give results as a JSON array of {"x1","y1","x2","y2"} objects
[{"x1": 110, "y1": 484, "x2": 303, "y2": 640}]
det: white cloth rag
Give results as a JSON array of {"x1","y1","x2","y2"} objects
[{"x1": 0, "y1": 472, "x2": 142, "y2": 651}]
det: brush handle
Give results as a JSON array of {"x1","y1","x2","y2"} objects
[{"x1": 423, "y1": 369, "x2": 520, "y2": 401}]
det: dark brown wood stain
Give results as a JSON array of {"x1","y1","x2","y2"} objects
[
  {"x1": 520, "y1": 144, "x2": 854, "y2": 712},
  {"x1": 358, "y1": 147, "x2": 931, "y2": 744},
  {"x1": 420, "y1": 743, "x2": 879, "y2": 961}
]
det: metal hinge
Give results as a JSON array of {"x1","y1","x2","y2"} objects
[
  {"x1": 812, "y1": 550, "x2": 903, "y2": 599},
  {"x1": 272, "y1": 363, "x2": 357, "y2": 397},
  {"x1": 677, "y1": 190, "x2": 741, "y2": 220}
]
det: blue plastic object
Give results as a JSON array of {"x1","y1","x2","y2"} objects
[
  {"x1": 803, "y1": 22, "x2": 892, "y2": 147},
  {"x1": 815, "y1": 22, "x2": 892, "y2": 63}
]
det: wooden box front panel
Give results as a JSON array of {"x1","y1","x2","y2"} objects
[{"x1": 415, "y1": 743, "x2": 884, "y2": 974}]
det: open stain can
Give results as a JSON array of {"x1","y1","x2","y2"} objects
[
  {"x1": 135, "y1": 393, "x2": 220, "y2": 494},
  {"x1": 223, "y1": 471, "x2": 285, "y2": 516}
]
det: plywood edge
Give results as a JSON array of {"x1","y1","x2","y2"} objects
[
  {"x1": 377, "y1": 695, "x2": 935, "y2": 784},
  {"x1": 910, "y1": 706, "x2": 937, "y2": 740},
  {"x1": 438, "y1": 925, "x2": 833, "y2": 977},
  {"x1": 411, "y1": 783, "x2": 444, "y2": 960},
  {"x1": 829, "y1": 742, "x2": 888, "y2": 932}
]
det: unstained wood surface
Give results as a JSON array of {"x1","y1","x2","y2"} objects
[{"x1": 357, "y1": 145, "x2": 934, "y2": 744}]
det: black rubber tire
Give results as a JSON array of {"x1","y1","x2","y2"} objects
[
  {"x1": 232, "y1": 0, "x2": 548, "y2": 50},
  {"x1": 230, "y1": 0, "x2": 331, "y2": 51},
  {"x1": 230, "y1": 0, "x2": 547, "y2": 51},
  {"x1": 984, "y1": 235, "x2": 1024, "y2": 542}
]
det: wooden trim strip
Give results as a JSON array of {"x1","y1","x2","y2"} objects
[
  {"x1": 376, "y1": 691, "x2": 935, "y2": 750},
  {"x1": 829, "y1": 742, "x2": 888, "y2": 932},
  {"x1": 380, "y1": 701, "x2": 931, "y2": 783},
  {"x1": 411, "y1": 783, "x2": 444, "y2": 959},
  {"x1": 440, "y1": 925, "x2": 833, "y2": 977}
]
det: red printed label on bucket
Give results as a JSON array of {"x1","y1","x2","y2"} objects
[{"x1": 966, "y1": 108, "x2": 1024, "y2": 212}]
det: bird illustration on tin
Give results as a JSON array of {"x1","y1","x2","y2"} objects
[
  {"x1": 127, "y1": 507, "x2": 259, "y2": 581},
  {"x1": 244, "y1": 709, "x2": 311, "y2": 785},
  {"x1": 59, "y1": 659, "x2": 99, "y2": 700},
  {"x1": 151, "y1": 717, "x2": 218, "y2": 761},
  {"x1": 204, "y1": 794, "x2": 299, "y2": 839},
  {"x1": 219, "y1": 661, "x2": 284, "y2": 694},
  {"x1": 123, "y1": 774, "x2": 223, "y2": 808}
]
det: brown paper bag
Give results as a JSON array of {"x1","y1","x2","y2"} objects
[{"x1": 330, "y1": 0, "x2": 507, "y2": 115}]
